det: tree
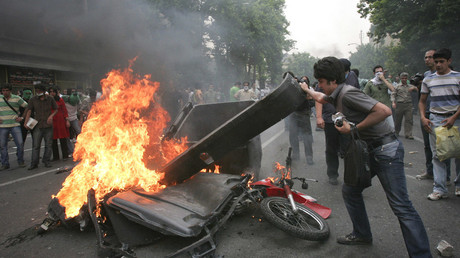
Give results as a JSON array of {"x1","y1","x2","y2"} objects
[
  {"x1": 206, "y1": 0, "x2": 293, "y2": 86},
  {"x1": 358, "y1": 0, "x2": 460, "y2": 72},
  {"x1": 284, "y1": 53, "x2": 318, "y2": 80},
  {"x1": 349, "y1": 43, "x2": 389, "y2": 79}
]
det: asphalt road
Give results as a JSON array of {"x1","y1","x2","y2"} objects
[{"x1": 0, "y1": 114, "x2": 458, "y2": 258}]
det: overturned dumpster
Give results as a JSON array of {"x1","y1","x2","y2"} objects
[{"x1": 44, "y1": 72, "x2": 309, "y2": 257}]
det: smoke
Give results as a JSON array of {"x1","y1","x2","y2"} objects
[{"x1": 0, "y1": 0, "x2": 209, "y2": 85}]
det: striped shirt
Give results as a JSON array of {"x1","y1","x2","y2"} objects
[
  {"x1": 0, "y1": 94, "x2": 28, "y2": 128},
  {"x1": 421, "y1": 70, "x2": 460, "y2": 114}
]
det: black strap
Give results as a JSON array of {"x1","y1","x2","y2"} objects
[{"x1": 3, "y1": 97, "x2": 19, "y2": 115}]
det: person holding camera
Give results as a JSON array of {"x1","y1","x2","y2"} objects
[{"x1": 299, "y1": 56, "x2": 431, "y2": 257}]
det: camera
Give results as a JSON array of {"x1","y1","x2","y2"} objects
[
  {"x1": 332, "y1": 112, "x2": 345, "y2": 127},
  {"x1": 410, "y1": 73, "x2": 424, "y2": 86}
]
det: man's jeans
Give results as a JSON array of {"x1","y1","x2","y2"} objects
[
  {"x1": 421, "y1": 113, "x2": 451, "y2": 178},
  {"x1": 342, "y1": 139, "x2": 431, "y2": 257},
  {"x1": 324, "y1": 123, "x2": 340, "y2": 179},
  {"x1": 66, "y1": 119, "x2": 81, "y2": 154},
  {"x1": 429, "y1": 113, "x2": 460, "y2": 194},
  {"x1": 31, "y1": 127, "x2": 53, "y2": 166},
  {"x1": 0, "y1": 126, "x2": 24, "y2": 166}
]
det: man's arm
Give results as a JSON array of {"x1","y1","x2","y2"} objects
[
  {"x1": 299, "y1": 82, "x2": 328, "y2": 104},
  {"x1": 418, "y1": 93, "x2": 433, "y2": 132},
  {"x1": 335, "y1": 102, "x2": 391, "y2": 134},
  {"x1": 378, "y1": 73, "x2": 395, "y2": 92},
  {"x1": 315, "y1": 101, "x2": 325, "y2": 129}
]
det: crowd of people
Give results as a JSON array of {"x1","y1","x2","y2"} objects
[
  {"x1": 295, "y1": 47, "x2": 458, "y2": 257},
  {"x1": 0, "y1": 83, "x2": 98, "y2": 170},
  {"x1": 2, "y1": 47, "x2": 457, "y2": 257}
]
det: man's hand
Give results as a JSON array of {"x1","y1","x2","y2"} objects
[
  {"x1": 316, "y1": 116, "x2": 325, "y2": 129},
  {"x1": 392, "y1": 102, "x2": 396, "y2": 109},
  {"x1": 335, "y1": 120, "x2": 351, "y2": 134},
  {"x1": 299, "y1": 82, "x2": 310, "y2": 92},
  {"x1": 442, "y1": 116, "x2": 456, "y2": 129},
  {"x1": 47, "y1": 116, "x2": 53, "y2": 125},
  {"x1": 421, "y1": 117, "x2": 433, "y2": 133}
]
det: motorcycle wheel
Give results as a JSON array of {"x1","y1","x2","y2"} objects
[{"x1": 260, "y1": 197, "x2": 329, "y2": 241}]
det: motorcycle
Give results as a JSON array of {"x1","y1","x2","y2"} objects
[{"x1": 248, "y1": 147, "x2": 330, "y2": 241}]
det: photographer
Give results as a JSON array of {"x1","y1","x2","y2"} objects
[{"x1": 299, "y1": 56, "x2": 431, "y2": 257}]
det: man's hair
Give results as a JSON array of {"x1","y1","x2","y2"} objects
[
  {"x1": 399, "y1": 72, "x2": 409, "y2": 78},
  {"x1": 2, "y1": 83, "x2": 12, "y2": 90},
  {"x1": 313, "y1": 56, "x2": 345, "y2": 84},
  {"x1": 351, "y1": 68, "x2": 360, "y2": 77},
  {"x1": 339, "y1": 58, "x2": 351, "y2": 72},
  {"x1": 373, "y1": 65, "x2": 383, "y2": 73},
  {"x1": 243, "y1": 81, "x2": 250, "y2": 86},
  {"x1": 34, "y1": 83, "x2": 47, "y2": 92},
  {"x1": 433, "y1": 48, "x2": 452, "y2": 60},
  {"x1": 235, "y1": 82, "x2": 241, "y2": 86}
]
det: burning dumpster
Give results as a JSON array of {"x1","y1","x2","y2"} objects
[
  {"x1": 158, "y1": 100, "x2": 262, "y2": 178},
  {"x1": 43, "y1": 66, "x2": 308, "y2": 256}
]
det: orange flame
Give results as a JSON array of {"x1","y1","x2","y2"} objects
[
  {"x1": 54, "y1": 60, "x2": 187, "y2": 218},
  {"x1": 200, "y1": 164, "x2": 221, "y2": 174}
]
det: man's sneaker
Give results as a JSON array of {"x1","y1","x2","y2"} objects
[
  {"x1": 455, "y1": 187, "x2": 460, "y2": 197},
  {"x1": 306, "y1": 156, "x2": 314, "y2": 165},
  {"x1": 0, "y1": 165, "x2": 10, "y2": 171},
  {"x1": 416, "y1": 172, "x2": 433, "y2": 180},
  {"x1": 337, "y1": 233, "x2": 372, "y2": 245},
  {"x1": 427, "y1": 192, "x2": 448, "y2": 201}
]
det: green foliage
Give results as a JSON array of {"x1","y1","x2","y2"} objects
[
  {"x1": 349, "y1": 43, "x2": 389, "y2": 79},
  {"x1": 285, "y1": 53, "x2": 318, "y2": 80},
  {"x1": 207, "y1": 0, "x2": 292, "y2": 85},
  {"x1": 357, "y1": 0, "x2": 460, "y2": 73}
]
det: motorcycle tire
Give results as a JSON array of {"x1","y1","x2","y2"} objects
[{"x1": 260, "y1": 197, "x2": 329, "y2": 241}]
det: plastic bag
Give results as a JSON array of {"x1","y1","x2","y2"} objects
[
  {"x1": 343, "y1": 127, "x2": 371, "y2": 188},
  {"x1": 435, "y1": 126, "x2": 460, "y2": 161}
]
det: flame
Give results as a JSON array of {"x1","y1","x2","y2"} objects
[
  {"x1": 200, "y1": 164, "x2": 221, "y2": 174},
  {"x1": 54, "y1": 60, "x2": 187, "y2": 218},
  {"x1": 273, "y1": 161, "x2": 290, "y2": 180}
]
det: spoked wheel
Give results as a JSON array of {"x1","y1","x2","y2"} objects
[{"x1": 260, "y1": 197, "x2": 329, "y2": 241}]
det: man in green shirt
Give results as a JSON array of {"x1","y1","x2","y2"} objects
[
  {"x1": 363, "y1": 65, "x2": 395, "y2": 108},
  {"x1": 229, "y1": 82, "x2": 241, "y2": 102}
]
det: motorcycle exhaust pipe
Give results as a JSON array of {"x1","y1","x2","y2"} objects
[{"x1": 283, "y1": 181, "x2": 298, "y2": 214}]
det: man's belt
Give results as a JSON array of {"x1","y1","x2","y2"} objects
[
  {"x1": 367, "y1": 133, "x2": 398, "y2": 150},
  {"x1": 431, "y1": 112, "x2": 455, "y2": 117}
]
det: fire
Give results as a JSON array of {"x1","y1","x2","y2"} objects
[
  {"x1": 55, "y1": 60, "x2": 187, "y2": 218},
  {"x1": 199, "y1": 164, "x2": 221, "y2": 174},
  {"x1": 272, "y1": 161, "x2": 291, "y2": 181}
]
